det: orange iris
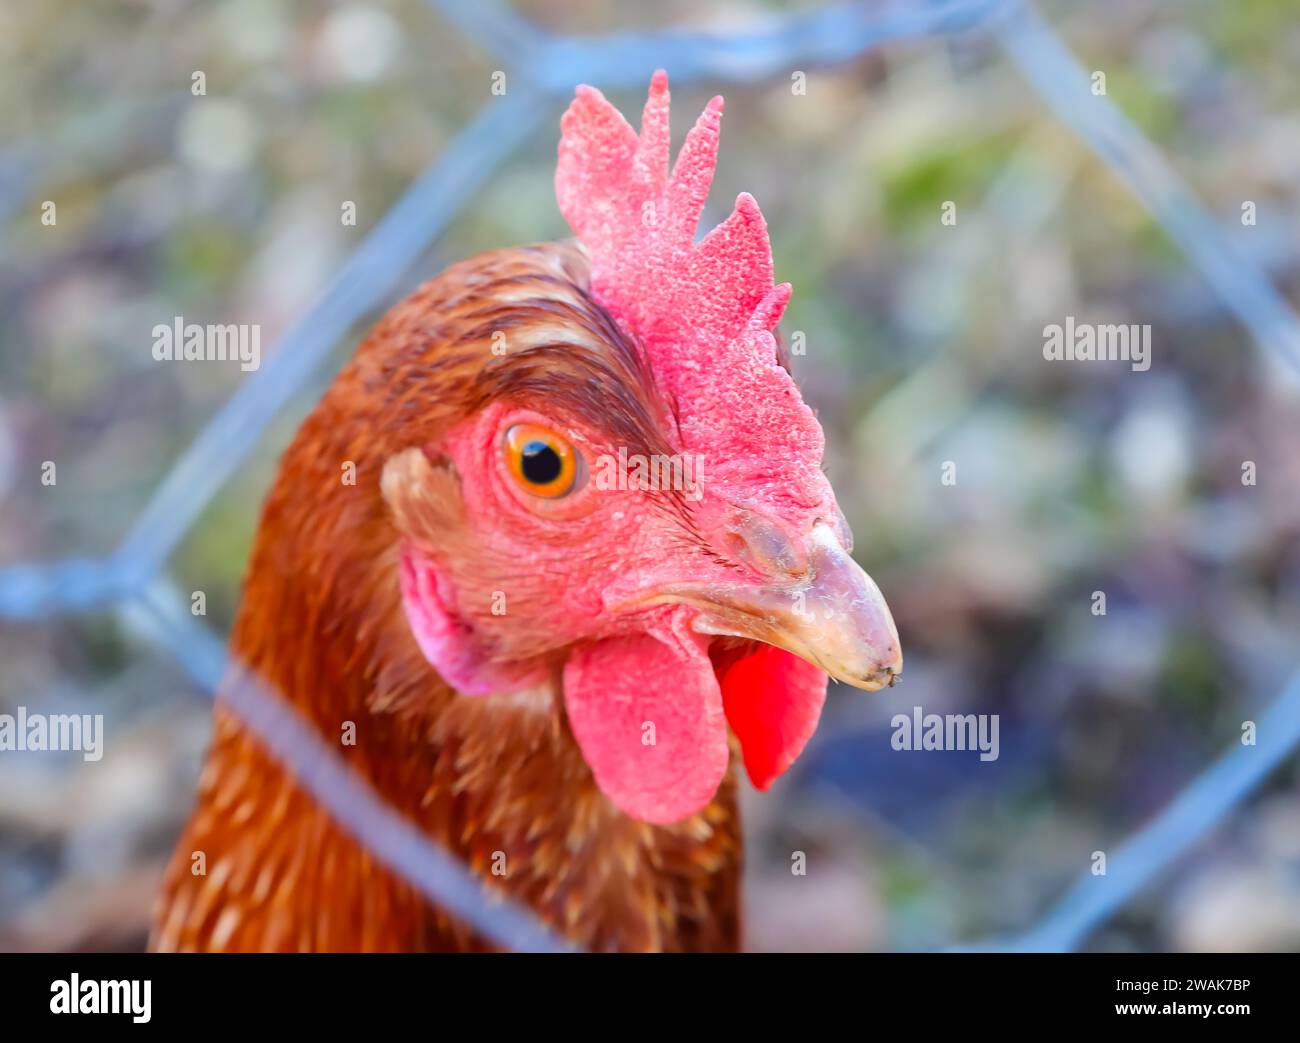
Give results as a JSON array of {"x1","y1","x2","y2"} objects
[{"x1": 504, "y1": 424, "x2": 579, "y2": 498}]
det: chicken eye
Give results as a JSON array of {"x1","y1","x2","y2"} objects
[{"x1": 504, "y1": 424, "x2": 579, "y2": 498}]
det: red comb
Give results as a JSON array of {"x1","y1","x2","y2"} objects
[{"x1": 556, "y1": 71, "x2": 827, "y2": 513}]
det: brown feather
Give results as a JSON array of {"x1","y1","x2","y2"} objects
[{"x1": 151, "y1": 243, "x2": 743, "y2": 952}]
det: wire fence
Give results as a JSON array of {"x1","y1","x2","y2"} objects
[{"x1": 3, "y1": 0, "x2": 1300, "y2": 952}]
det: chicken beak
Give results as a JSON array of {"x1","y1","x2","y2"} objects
[{"x1": 670, "y1": 521, "x2": 902, "y2": 691}]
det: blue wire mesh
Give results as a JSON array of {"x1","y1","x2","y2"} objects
[{"x1": 3, "y1": 0, "x2": 1300, "y2": 952}]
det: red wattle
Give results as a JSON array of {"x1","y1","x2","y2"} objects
[
  {"x1": 562, "y1": 614, "x2": 729, "y2": 824},
  {"x1": 718, "y1": 644, "x2": 828, "y2": 791}
]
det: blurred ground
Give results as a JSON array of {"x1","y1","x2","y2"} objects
[{"x1": 2, "y1": 0, "x2": 1300, "y2": 952}]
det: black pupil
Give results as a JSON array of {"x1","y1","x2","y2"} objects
[{"x1": 521, "y1": 441, "x2": 562, "y2": 485}]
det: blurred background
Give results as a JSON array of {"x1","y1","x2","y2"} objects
[{"x1": 3, "y1": 0, "x2": 1300, "y2": 952}]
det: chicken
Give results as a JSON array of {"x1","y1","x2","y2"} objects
[{"x1": 151, "y1": 72, "x2": 902, "y2": 953}]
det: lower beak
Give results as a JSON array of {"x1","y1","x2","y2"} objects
[{"x1": 668, "y1": 523, "x2": 902, "y2": 691}]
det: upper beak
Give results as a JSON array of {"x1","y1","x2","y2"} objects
[{"x1": 664, "y1": 520, "x2": 902, "y2": 691}]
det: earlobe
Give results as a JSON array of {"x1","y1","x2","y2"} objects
[
  {"x1": 384, "y1": 448, "x2": 548, "y2": 695},
  {"x1": 397, "y1": 548, "x2": 546, "y2": 696}
]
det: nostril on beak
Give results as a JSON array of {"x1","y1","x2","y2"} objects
[{"x1": 729, "y1": 511, "x2": 807, "y2": 579}]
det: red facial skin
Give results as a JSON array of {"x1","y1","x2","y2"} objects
[{"x1": 396, "y1": 398, "x2": 845, "y2": 823}]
